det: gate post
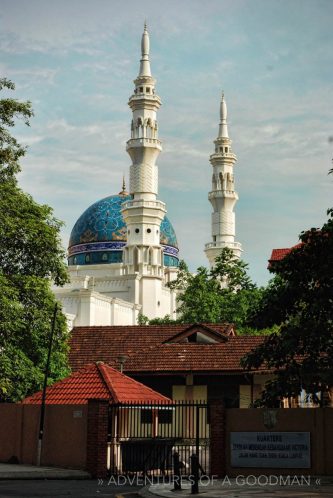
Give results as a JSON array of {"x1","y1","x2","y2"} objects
[
  {"x1": 173, "y1": 452, "x2": 182, "y2": 490},
  {"x1": 191, "y1": 453, "x2": 199, "y2": 494},
  {"x1": 209, "y1": 400, "x2": 226, "y2": 477},
  {"x1": 87, "y1": 399, "x2": 109, "y2": 478}
]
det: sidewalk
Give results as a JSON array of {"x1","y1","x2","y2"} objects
[
  {"x1": 146, "y1": 477, "x2": 333, "y2": 497},
  {"x1": 0, "y1": 463, "x2": 90, "y2": 480}
]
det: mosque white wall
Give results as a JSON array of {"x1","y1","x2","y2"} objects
[{"x1": 54, "y1": 286, "x2": 141, "y2": 326}]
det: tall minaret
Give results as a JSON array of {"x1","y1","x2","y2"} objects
[
  {"x1": 205, "y1": 93, "x2": 242, "y2": 267},
  {"x1": 122, "y1": 24, "x2": 166, "y2": 315}
]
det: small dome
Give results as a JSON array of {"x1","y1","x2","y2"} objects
[{"x1": 68, "y1": 194, "x2": 179, "y2": 267}]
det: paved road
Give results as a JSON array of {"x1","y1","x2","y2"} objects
[
  {"x1": 149, "y1": 479, "x2": 333, "y2": 497},
  {"x1": 1, "y1": 478, "x2": 333, "y2": 498},
  {"x1": 0, "y1": 479, "x2": 142, "y2": 498}
]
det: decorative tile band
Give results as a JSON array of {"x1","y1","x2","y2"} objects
[
  {"x1": 68, "y1": 241, "x2": 126, "y2": 256},
  {"x1": 163, "y1": 245, "x2": 179, "y2": 257},
  {"x1": 68, "y1": 241, "x2": 179, "y2": 258}
]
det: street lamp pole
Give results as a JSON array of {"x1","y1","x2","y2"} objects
[{"x1": 37, "y1": 303, "x2": 58, "y2": 466}]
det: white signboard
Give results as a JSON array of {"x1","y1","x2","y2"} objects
[{"x1": 230, "y1": 432, "x2": 310, "y2": 468}]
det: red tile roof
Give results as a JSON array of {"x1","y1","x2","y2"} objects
[
  {"x1": 268, "y1": 243, "x2": 303, "y2": 267},
  {"x1": 69, "y1": 323, "x2": 234, "y2": 371},
  {"x1": 69, "y1": 325, "x2": 265, "y2": 374},
  {"x1": 22, "y1": 362, "x2": 171, "y2": 405},
  {"x1": 125, "y1": 337, "x2": 265, "y2": 373}
]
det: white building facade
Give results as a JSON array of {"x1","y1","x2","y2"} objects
[
  {"x1": 54, "y1": 25, "x2": 179, "y2": 327},
  {"x1": 54, "y1": 28, "x2": 243, "y2": 327}
]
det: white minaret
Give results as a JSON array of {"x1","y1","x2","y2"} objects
[
  {"x1": 122, "y1": 24, "x2": 167, "y2": 316},
  {"x1": 205, "y1": 93, "x2": 242, "y2": 267}
]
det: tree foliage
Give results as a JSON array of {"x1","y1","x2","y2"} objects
[
  {"x1": 242, "y1": 208, "x2": 333, "y2": 406},
  {"x1": 164, "y1": 248, "x2": 266, "y2": 333},
  {"x1": 0, "y1": 78, "x2": 70, "y2": 402},
  {"x1": 0, "y1": 78, "x2": 33, "y2": 183}
]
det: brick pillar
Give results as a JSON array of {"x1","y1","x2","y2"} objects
[
  {"x1": 210, "y1": 400, "x2": 226, "y2": 477},
  {"x1": 86, "y1": 399, "x2": 109, "y2": 478}
]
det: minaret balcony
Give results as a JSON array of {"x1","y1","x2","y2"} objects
[
  {"x1": 129, "y1": 93, "x2": 161, "y2": 103},
  {"x1": 126, "y1": 138, "x2": 162, "y2": 150},
  {"x1": 210, "y1": 152, "x2": 237, "y2": 164},
  {"x1": 209, "y1": 190, "x2": 238, "y2": 200},
  {"x1": 205, "y1": 241, "x2": 242, "y2": 251},
  {"x1": 122, "y1": 199, "x2": 166, "y2": 211},
  {"x1": 210, "y1": 151, "x2": 235, "y2": 159},
  {"x1": 128, "y1": 94, "x2": 161, "y2": 111}
]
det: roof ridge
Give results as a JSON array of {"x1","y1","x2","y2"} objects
[
  {"x1": 22, "y1": 363, "x2": 97, "y2": 403},
  {"x1": 161, "y1": 323, "x2": 231, "y2": 344},
  {"x1": 96, "y1": 362, "x2": 119, "y2": 403},
  {"x1": 72, "y1": 322, "x2": 233, "y2": 331},
  {"x1": 22, "y1": 362, "x2": 106, "y2": 404},
  {"x1": 98, "y1": 362, "x2": 170, "y2": 403}
]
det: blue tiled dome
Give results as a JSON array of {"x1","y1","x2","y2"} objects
[{"x1": 68, "y1": 194, "x2": 179, "y2": 267}]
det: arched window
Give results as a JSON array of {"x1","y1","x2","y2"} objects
[
  {"x1": 146, "y1": 118, "x2": 152, "y2": 138},
  {"x1": 148, "y1": 247, "x2": 153, "y2": 265},
  {"x1": 134, "y1": 247, "x2": 139, "y2": 271},
  {"x1": 212, "y1": 174, "x2": 216, "y2": 189}
]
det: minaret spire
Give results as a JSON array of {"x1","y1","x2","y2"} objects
[
  {"x1": 139, "y1": 21, "x2": 151, "y2": 77},
  {"x1": 218, "y1": 92, "x2": 229, "y2": 138},
  {"x1": 205, "y1": 92, "x2": 242, "y2": 267}
]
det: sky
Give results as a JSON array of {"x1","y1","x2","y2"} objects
[{"x1": 1, "y1": 0, "x2": 332, "y2": 286}]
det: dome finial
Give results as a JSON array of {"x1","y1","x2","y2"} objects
[{"x1": 119, "y1": 175, "x2": 129, "y2": 196}]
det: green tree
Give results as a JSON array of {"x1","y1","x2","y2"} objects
[
  {"x1": 167, "y1": 259, "x2": 190, "y2": 290},
  {"x1": 211, "y1": 248, "x2": 255, "y2": 291},
  {"x1": 0, "y1": 78, "x2": 33, "y2": 182},
  {"x1": 171, "y1": 248, "x2": 265, "y2": 331},
  {"x1": 177, "y1": 266, "x2": 223, "y2": 323},
  {"x1": 242, "y1": 208, "x2": 333, "y2": 406},
  {"x1": 0, "y1": 78, "x2": 70, "y2": 402}
]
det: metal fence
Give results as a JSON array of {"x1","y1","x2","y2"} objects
[{"x1": 107, "y1": 401, "x2": 210, "y2": 477}]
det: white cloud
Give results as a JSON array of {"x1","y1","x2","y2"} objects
[{"x1": 2, "y1": 0, "x2": 332, "y2": 286}]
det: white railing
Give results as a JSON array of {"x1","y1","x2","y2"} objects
[
  {"x1": 205, "y1": 241, "x2": 242, "y2": 250},
  {"x1": 122, "y1": 200, "x2": 165, "y2": 210},
  {"x1": 126, "y1": 138, "x2": 161, "y2": 146}
]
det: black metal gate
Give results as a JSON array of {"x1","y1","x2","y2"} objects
[{"x1": 107, "y1": 401, "x2": 210, "y2": 477}]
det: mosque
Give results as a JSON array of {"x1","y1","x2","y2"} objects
[{"x1": 53, "y1": 25, "x2": 242, "y2": 327}]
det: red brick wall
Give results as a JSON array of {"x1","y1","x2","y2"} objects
[
  {"x1": 86, "y1": 399, "x2": 109, "y2": 478},
  {"x1": 210, "y1": 400, "x2": 226, "y2": 477}
]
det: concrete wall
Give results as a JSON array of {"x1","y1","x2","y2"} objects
[
  {"x1": 0, "y1": 404, "x2": 87, "y2": 470},
  {"x1": 224, "y1": 408, "x2": 333, "y2": 476}
]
